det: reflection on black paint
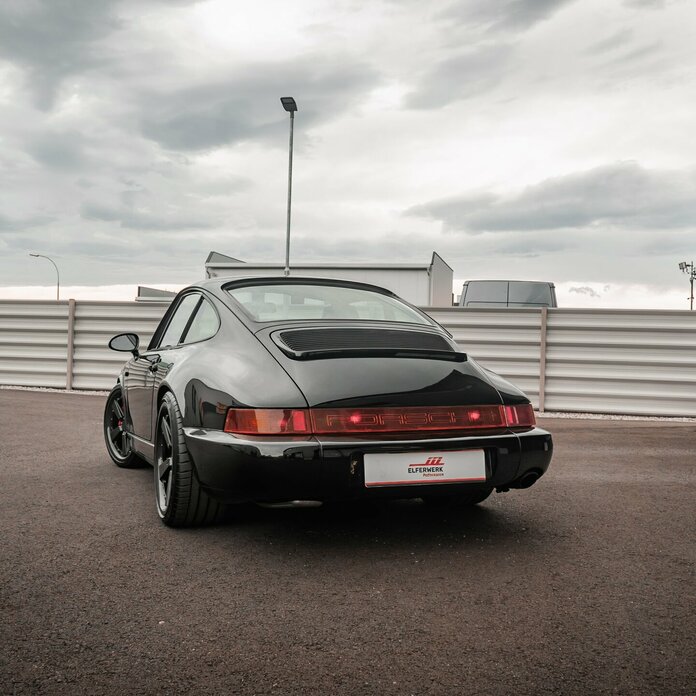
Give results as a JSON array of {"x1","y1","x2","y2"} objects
[{"x1": 183, "y1": 378, "x2": 250, "y2": 429}]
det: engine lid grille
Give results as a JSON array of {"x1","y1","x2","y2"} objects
[{"x1": 272, "y1": 327, "x2": 463, "y2": 361}]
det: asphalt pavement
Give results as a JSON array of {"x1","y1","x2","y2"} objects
[{"x1": 1, "y1": 389, "x2": 694, "y2": 695}]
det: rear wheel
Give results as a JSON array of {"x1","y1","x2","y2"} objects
[
  {"x1": 104, "y1": 385, "x2": 144, "y2": 468},
  {"x1": 155, "y1": 391, "x2": 221, "y2": 528},
  {"x1": 423, "y1": 488, "x2": 493, "y2": 508}
]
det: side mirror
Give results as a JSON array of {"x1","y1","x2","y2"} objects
[{"x1": 109, "y1": 333, "x2": 140, "y2": 356}]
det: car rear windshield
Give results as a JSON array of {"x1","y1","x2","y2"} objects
[{"x1": 227, "y1": 284, "x2": 431, "y2": 324}]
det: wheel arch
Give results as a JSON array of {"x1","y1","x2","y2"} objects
[
  {"x1": 156, "y1": 382, "x2": 172, "y2": 405},
  {"x1": 153, "y1": 376, "x2": 207, "y2": 436},
  {"x1": 151, "y1": 382, "x2": 175, "y2": 443}
]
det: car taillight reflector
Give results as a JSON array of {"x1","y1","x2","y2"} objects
[
  {"x1": 504, "y1": 404, "x2": 536, "y2": 429},
  {"x1": 309, "y1": 405, "x2": 506, "y2": 434},
  {"x1": 223, "y1": 404, "x2": 536, "y2": 436},
  {"x1": 224, "y1": 408, "x2": 310, "y2": 435}
]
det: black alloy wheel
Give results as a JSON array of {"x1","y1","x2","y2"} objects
[
  {"x1": 103, "y1": 385, "x2": 143, "y2": 468},
  {"x1": 154, "y1": 391, "x2": 221, "y2": 528},
  {"x1": 155, "y1": 408, "x2": 174, "y2": 515}
]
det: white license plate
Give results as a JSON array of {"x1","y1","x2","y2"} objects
[{"x1": 363, "y1": 449, "x2": 486, "y2": 488}]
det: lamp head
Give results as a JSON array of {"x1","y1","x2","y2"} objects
[
  {"x1": 29, "y1": 253, "x2": 39, "y2": 257},
  {"x1": 679, "y1": 262, "x2": 687, "y2": 271},
  {"x1": 280, "y1": 96, "x2": 297, "y2": 112}
]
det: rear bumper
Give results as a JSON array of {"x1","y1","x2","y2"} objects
[{"x1": 184, "y1": 427, "x2": 553, "y2": 504}]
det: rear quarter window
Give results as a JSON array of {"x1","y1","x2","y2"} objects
[
  {"x1": 156, "y1": 294, "x2": 201, "y2": 349},
  {"x1": 182, "y1": 298, "x2": 220, "y2": 344}
]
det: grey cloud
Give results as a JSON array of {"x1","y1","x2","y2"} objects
[
  {"x1": 138, "y1": 59, "x2": 382, "y2": 151},
  {"x1": 1, "y1": 236, "x2": 205, "y2": 286},
  {"x1": 0, "y1": 0, "x2": 120, "y2": 109},
  {"x1": 590, "y1": 41, "x2": 667, "y2": 88},
  {"x1": 569, "y1": 286, "x2": 601, "y2": 298},
  {"x1": 408, "y1": 162, "x2": 696, "y2": 233},
  {"x1": 0, "y1": 212, "x2": 53, "y2": 232},
  {"x1": 25, "y1": 130, "x2": 89, "y2": 168},
  {"x1": 624, "y1": 0, "x2": 665, "y2": 8},
  {"x1": 291, "y1": 234, "x2": 422, "y2": 262},
  {"x1": 587, "y1": 29, "x2": 634, "y2": 55},
  {"x1": 603, "y1": 41, "x2": 662, "y2": 67},
  {"x1": 51, "y1": 238, "x2": 147, "y2": 257},
  {"x1": 81, "y1": 200, "x2": 218, "y2": 231},
  {"x1": 493, "y1": 236, "x2": 572, "y2": 255},
  {"x1": 639, "y1": 232, "x2": 696, "y2": 256},
  {"x1": 405, "y1": 44, "x2": 513, "y2": 109},
  {"x1": 439, "y1": 0, "x2": 576, "y2": 32},
  {"x1": 0, "y1": 0, "x2": 203, "y2": 110},
  {"x1": 194, "y1": 176, "x2": 252, "y2": 197}
]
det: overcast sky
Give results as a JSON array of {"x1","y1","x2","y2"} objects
[{"x1": 1, "y1": 0, "x2": 695, "y2": 306}]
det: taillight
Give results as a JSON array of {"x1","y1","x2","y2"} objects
[
  {"x1": 503, "y1": 404, "x2": 536, "y2": 430},
  {"x1": 310, "y1": 405, "x2": 506, "y2": 434},
  {"x1": 224, "y1": 408, "x2": 310, "y2": 435},
  {"x1": 223, "y1": 403, "x2": 536, "y2": 436}
]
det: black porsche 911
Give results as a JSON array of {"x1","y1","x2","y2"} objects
[{"x1": 104, "y1": 277, "x2": 552, "y2": 527}]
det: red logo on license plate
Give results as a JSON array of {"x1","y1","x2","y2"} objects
[{"x1": 408, "y1": 456, "x2": 445, "y2": 475}]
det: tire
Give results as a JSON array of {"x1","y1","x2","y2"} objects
[
  {"x1": 423, "y1": 487, "x2": 493, "y2": 508},
  {"x1": 154, "y1": 391, "x2": 221, "y2": 528},
  {"x1": 104, "y1": 385, "x2": 144, "y2": 468}
]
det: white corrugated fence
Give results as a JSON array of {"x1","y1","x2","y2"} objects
[
  {"x1": 1, "y1": 300, "x2": 695, "y2": 417},
  {"x1": 427, "y1": 307, "x2": 696, "y2": 417}
]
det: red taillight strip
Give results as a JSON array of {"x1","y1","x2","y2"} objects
[
  {"x1": 224, "y1": 404, "x2": 536, "y2": 436},
  {"x1": 310, "y1": 405, "x2": 505, "y2": 434}
]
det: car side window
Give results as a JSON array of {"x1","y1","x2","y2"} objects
[
  {"x1": 156, "y1": 294, "x2": 201, "y2": 349},
  {"x1": 181, "y1": 297, "x2": 219, "y2": 344}
]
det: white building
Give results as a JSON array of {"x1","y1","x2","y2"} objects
[{"x1": 204, "y1": 251, "x2": 454, "y2": 307}]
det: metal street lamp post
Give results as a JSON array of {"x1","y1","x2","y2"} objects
[
  {"x1": 678, "y1": 261, "x2": 695, "y2": 311},
  {"x1": 29, "y1": 253, "x2": 60, "y2": 300},
  {"x1": 280, "y1": 96, "x2": 297, "y2": 277}
]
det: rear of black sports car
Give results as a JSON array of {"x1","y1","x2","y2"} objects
[
  {"x1": 106, "y1": 277, "x2": 553, "y2": 525},
  {"x1": 183, "y1": 318, "x2": 553, "y2": 506}
]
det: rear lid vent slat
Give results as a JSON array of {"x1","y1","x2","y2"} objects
[{"x1": 273, "y1": 327, "x2": 463, "y2": 361}]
